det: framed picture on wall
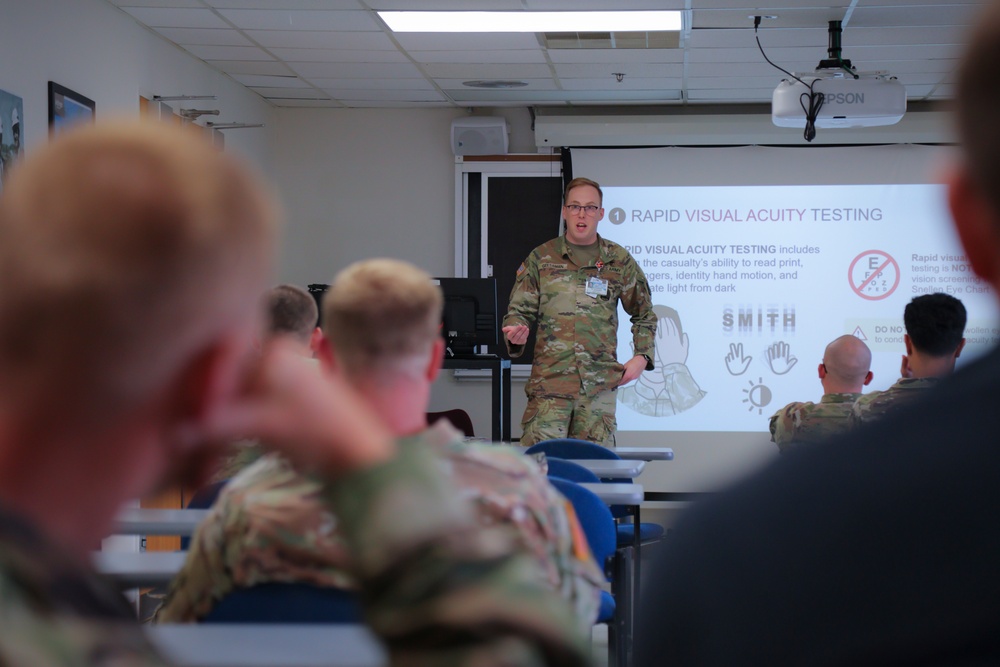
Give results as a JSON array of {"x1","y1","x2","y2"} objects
[{"x1": 48, "y1": 81, "x2": 95, "y2": 134}]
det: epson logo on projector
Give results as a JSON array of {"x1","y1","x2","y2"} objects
[{"x1": 823, "y1": 92, "x2": 865, "y2": 104}]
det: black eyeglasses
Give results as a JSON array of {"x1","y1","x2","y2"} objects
[{"x1": 565, "y1": 204, "x2": 600, "y2": 215}]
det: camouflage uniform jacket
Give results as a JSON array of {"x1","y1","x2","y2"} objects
[
  {"x1": 0, "y1": 503, "x2": 170, "y2": 666},
  {"x1": 769, "y1": 392, "x2": 861, "y2": 452},
  {"x1": 156, "y1": 420, "x2": 604, "y2": 636},
  {"x1": 851, "y1": 377, "x2": 940, "y2": 426},
  {"x1": 504, "y1": 234, "x2": 656, "y2": 399}
]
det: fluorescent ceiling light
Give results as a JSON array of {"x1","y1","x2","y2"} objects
[{"x1": 378, "y1": 11, "x2": 682, "y2": 33}]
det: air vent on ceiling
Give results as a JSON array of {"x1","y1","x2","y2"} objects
[{"x1": 542, "y1": 31, "x2": 679, "y2": 49}]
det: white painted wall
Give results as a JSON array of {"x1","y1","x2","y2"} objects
[
  {"x1": 269, "y1": 107, "x2": 538, "y2": 441},
  {"x1": 0, "y1": 0, "x2": 274, "y2": 172}
]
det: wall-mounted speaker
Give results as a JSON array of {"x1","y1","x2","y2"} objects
[{"x1": 451, "y1": 116, "x2": 509, "y2": 156}]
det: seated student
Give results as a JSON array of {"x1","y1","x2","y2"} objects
[
  {"x1": 264, "y1": 283, "x2": 322, "y2": 357},
  {"x1": 156, "y1": 258, "x2": 604, "y2": 635},
  {"x1": 0, "y1": 123, "x2": 588, "y2": 667},
  {"x1": 210, "y1": 283, "x2": 321, "y2": 482},
  {"x1": 852, "y1": 292, "x2": 966, "y2": 425},
  {"x1": 769, "y1": 335, "x2": 873, "y2": 452}
]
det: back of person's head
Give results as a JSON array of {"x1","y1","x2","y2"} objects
[
  {"x1": 322, "y1": 258, "x2": 442, "y2": 379},
  {"x1": 822, "y1": 335, "x2": 872, "y2": 388},
  {"x1": 956, "y1": 3, "x2": 1000, "y2": 217},
  {"x1": 903, "y1": 293, "x2": 967, "y2": 357},
  {"x1": 264, "y1": 284, "x2": 317, "y2": 345},
  {"x1": 0, "y1": 121, "x2": 276, "y2": 431}
]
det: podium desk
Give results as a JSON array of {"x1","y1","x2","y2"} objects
[{"x1": 442, "y1": 356, "x2": 511, "y2": 442}]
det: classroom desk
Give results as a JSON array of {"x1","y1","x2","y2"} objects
[
  {"x1": 114, "y1": 508, "x2": 210, "y2": 536},
  {"x1": 573, "y1": 459, "x2": 646, "y2": 479},
  {"x1": 93, "y1": 551, "x2": 186, "y2": 589},
  {"x1": 578, "y1": 483, "x2": 644, "y2": 507},
  {"x1": 442, "y1": 356, "x2": 512, "y2": 442},
  {"x1": 147, "y1": 624, "x2": 386, "y2": 667},
  {"x1": 614, "y1": 446, "x2": 674, "y2": 461}
]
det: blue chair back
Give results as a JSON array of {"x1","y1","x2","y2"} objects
[
  {"x1": 548, "y1": 477, "x2": 616, "y2": 577},
  {"x1": 200, "y1": 582, "x2": 362, "y2": 624},
  {"x1": 545, "y1": 457, "x2": 600, "y2": 484},
  {"x1": 526, "y1": 438, "x2": 621, "y2": 461}
]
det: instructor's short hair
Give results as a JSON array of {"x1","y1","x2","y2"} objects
[{"x1": 563, "y1": 177, "x2": 603, "y2": 204}]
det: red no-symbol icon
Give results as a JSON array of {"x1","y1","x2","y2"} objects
[{"x1": 848, "y1": 250, "x2": 900, "y2": 301}]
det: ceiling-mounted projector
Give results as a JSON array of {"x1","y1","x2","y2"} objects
[
  {"x1": 763, "y1": 19, "x2": 906, "y2": 134},
  {"x1": 773, "y1": 73, "x2": 906, "y2": 128}
]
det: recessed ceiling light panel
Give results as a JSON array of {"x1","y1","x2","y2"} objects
[{"x1": 379, "y1": 11, "x2": 682, "y2": 33}]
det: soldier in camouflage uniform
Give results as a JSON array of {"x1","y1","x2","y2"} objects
[
  {"x1": 503, "y1": 177, "x2": 657, "y2": 447},
  {"x1": 0, "y1": 125, "x2": 589, "y2": 666},
  {"x1": 852, "y1": 293, "x2": 967, "y2": 426},
  {"x1": 769, "y1": 335, "x2": 873, "y2": 452},
  {"x1": 156, "y1": 259, "x2": 605, "y2": 637}
]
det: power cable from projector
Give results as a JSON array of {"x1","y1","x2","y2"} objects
[{"x1": 754, "y1": 16, "x2": 824, "y2": 142}]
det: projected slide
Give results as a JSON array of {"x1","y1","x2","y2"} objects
[{"x1": 605, "y1": 183, "x2": 1000, "y2": 433}]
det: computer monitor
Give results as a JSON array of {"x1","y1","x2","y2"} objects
[{"x1": 432, "y1": 277, "x2": 498, "y2": 358}]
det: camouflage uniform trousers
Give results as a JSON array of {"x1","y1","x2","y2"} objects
[{"x1": 520, "y1": 388, "x2": 618, "y2": 448}]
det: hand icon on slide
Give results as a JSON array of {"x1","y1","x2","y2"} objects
[
  {"x1": 766, "y1": 341, "x2": 798, "y2": 375},
  {"x1": 724, "y1": 343, "x2": 752, "y2": 376}
]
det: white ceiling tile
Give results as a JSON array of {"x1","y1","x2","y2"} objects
[
  {"x1": 694, "y1": 8, "x2": 850, "y2": 30},
  {"x1": 686, "y1": 46, "x2": 817, "y2": 63},
  {"x1": 108, "y1": 0, "x2": 204, "y2": 7},
  {"x1": 293, "y1": 62, "x2": 425, "y2": 78},
  {"x1": 119, "y1": 7, "x2": 231, "y2": 28},
  {"x1": 392, "y1": 33, "x2": 542, "y2": 51},
  {"x1": 558, "y1": 77, "x2": 684, "y2": 91},
  {"x1": 421, "y1": 63, "x2": 554, "y2": 78},
  {"x1": 447, "y1": 89, "x2": 682, "y2": 103},
  {"x1": 409, "y1": 50, "x2": 547, "y2": 65},
  {"x1": 368, "y1": 0, "x2": 523, "y2": 8},
  {"x1": 184, "y1": 44, "x2": 274, "y2": 60},
  {"x1": 684, "y1": 75, "x2": 790, "y2": 90},
  {"x1": 250, "y1": 87, "x2": 330, "y2": 98},
  {"x1": 153, "y1": 27, "x2": 253, "y2": 46},
  {"x1": 245, "y1": 29, "x2": 395, "y2": 49},
  {"x1": 849, "y1": 5, "x2": 980, "y2": 28},
  {"x1": 337, "y1": 100, "x2": 455, "y2": 108},
  {"x1": 216, "y1": 9, "x2": 379, "y2": 31},
  {"x1": 686, "y1": 88, "x2": 776, "y2": 102},
  {"x1": 271, "y1": 48, "x2": 409, "y2": 62},
  {"x1": 232, "y1": 74, "x2": 311, "y2": 88},
  {"x1": 842, "y1": 25, "x2": 968, "y2": 47},
  {"x1": 268, "y1": 99, "x2": 345, "y2": 107},
  {"x1": 546, "y1": 49, "x2": 683, "y2": 64},
  {"x1": 318, "y1": 89, "x2": 446, "y2": 102},
  {"x1": 313, "y1": 78, "x2": 438, "y2": 92},
  {"x1": 553, "y1": 62, "x2": 681, "y2": 78},
  {"x1": 207, "y1": 60, "x2": 295, "y2": 75},
  {"x1": 206, "y1": 0, "x2": 360, "y2": 8},
  {"x1": 691, "y1": 27, "x2": 828, "y2": 49}
]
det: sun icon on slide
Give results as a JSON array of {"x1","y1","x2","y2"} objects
[{"x1": 742, "y1": 378, "x2": 772, "y2": 415}]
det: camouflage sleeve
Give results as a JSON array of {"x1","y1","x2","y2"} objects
[
  {"x1": 850, "y1": 393, "x2": 873, "y2": 428},
  {"x1": 153, "y1": 494, "x2": 241, "y2": 623},
  {"x1": 619, "y1": 252, "x2": 656, "y2": 368},
  {"x1": 327, "y1": 443, "x2": 591, "y2": 667},
  {"x1": 501, "y1": 255, "x2": 540, "y2": 359},
  {"x1": 769, "y1": 402, "x2": 804, "y2": 451},
  {"x1": 0, "y1": 573, "x2": 171, "y2": 666}
]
